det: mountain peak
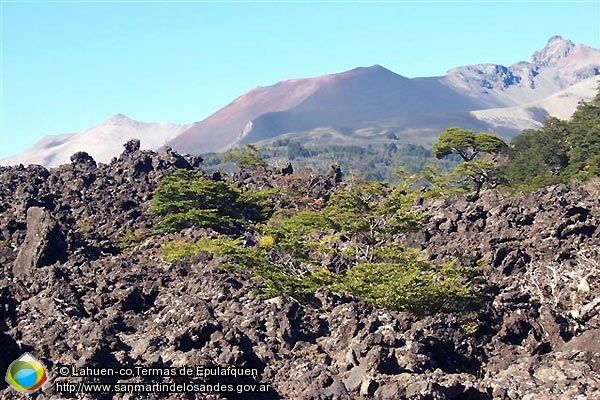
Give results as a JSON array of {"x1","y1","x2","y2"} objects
[
  {"x1": 547, "y1": 34, "x2": 568, "y2": 43},
  {"x1": 336, "y1": 64, "x2": 405, "y2": 80},
  {"x1": 107, "y1": 113, "x2": 135, "y2": 125},
  {"x1": 529, "y1": 35, "x2": 576, "y2": 65},
  {"x1": 353, "y1": 64, "x2": 394, "y2": 73}
]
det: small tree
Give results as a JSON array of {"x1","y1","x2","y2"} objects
[
  {"x1": 434, "y1": 128, "x2": 507, "y2": 199},
  {"x1": 434, "y1": 127, "x2": 507, "y2": 162},
  {"x1": 149, "y1": 170, "x2": 241, "y2": 233},
  {"x1": 222, "y1": 144, "x2": 268, "y2": 169},
  {"x1": 149, "y1": 169, "x2": 272, "y2": 233}
]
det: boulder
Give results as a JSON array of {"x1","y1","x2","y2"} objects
[{"x1": 13, "y1": 207, "x2": 66, "y2": 277}]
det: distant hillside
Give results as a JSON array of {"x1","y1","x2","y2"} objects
[
  {"x1": 444, "y1": 35, "x2": 600, "y2": 107},
  {"x1": 2, "y1": 35, "x2": 599, "y2": 167},
  {"x1": 471, "y1": 76, "x2": 600, "y2": 136},
  {"x1": 1, "y1": 115, "x2": 191, "y2": 168},
  {"x1": 171, "y1": 35, "x2": 599, "y2": 153},
  {"x1": 170, "y1": 65, "x2": 484, "y2": 153}
]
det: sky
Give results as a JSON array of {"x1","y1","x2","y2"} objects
[{"x1": 1, "y1": 1, "x2": 599, "y2": 159}]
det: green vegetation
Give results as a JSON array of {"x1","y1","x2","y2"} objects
[
  {"x1": 434, "y1": 128, "x2": 507, "y2": 162},
  {"x1": 156, "y1": 171, "x2": 484, "y2": 316},
  {"x1": 222, "y1": 144, "x2": 268, "y2": 169},
  {"x1": 202, "y1": 142, "x2": 457, "y2": 182},
  {"x1": 149, "y1": 169, "x2": 274, "y2": 233},
  {"x1": 457, "y1": 314, "x2": 481, "y2": 336},
  {"x1": 162, "y1": 239, "x2": 205, "y2": 263},
  {"x1": 339, "y1": 257, "x2": 482, "y2": 315},
  {"x1": 434, "y1": 128, "x2": 508, "y2": 199},
  {"x1": 425, "y1": 89, "x2": 600, "y2": 194},
  {"x1": 150, "y1": 89, "x2": 600, "y2": 316},
  {"x1": 502, "y1": 89, "x2": 600, "y2": 190},
  {"x1": 119, "y1": 229, "x2": 149, "y2": 252}
]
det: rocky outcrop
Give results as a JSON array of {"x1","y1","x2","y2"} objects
[
  {"x1": 400, "y1": 185, "x2": 600, "y2": 399},
  {"x1": 0, "y1": 142, "x2": 202, "y2": 267},
  {"x1": 402, "y1": 185, "x2": 599, "y2": 273},
  {"x1": 13, "y1": 207, "x2": 67, "y2": 277},
  {"x1": 1, "y1": 144, "x2": 599, "y2": 399}
]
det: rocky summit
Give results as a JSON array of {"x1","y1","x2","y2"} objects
[{"x1": 1, "y1": 141, "x2": 599, "y2": 399}]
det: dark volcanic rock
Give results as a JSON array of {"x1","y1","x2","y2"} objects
[
  {"x1": 70, "y1": 151, "x2": 96, "y2": 166},
  {"x1": 281, "y1": 162, "x2": 294, "y2": 175},
  {"x1": 123, "y1": 138, "x2": 141, "y2": 153},
  {"x1": 1, "y1": 144, "x2": 599, "y2": 399},
  {"x1": 13, "y1": 206, "x2": 67, "y2": 277}
]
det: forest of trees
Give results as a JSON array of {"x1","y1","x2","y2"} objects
[
  {"x1": 201, "y1": 140, "x2": 458, "y2": 183},
  {"x1": 502, "y1": 88, "x2": 600, "y2": 190}
]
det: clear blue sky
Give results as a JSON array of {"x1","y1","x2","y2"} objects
[{"x1": 1, "y1": 1, "x2": 599, "y2": 158}]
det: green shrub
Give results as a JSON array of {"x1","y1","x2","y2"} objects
[
  {"x1": 150, "y1": 169, "x2": 271, "y2": 234},
  {"x1": 152, "y1": 166, "x2": 485, "y2": 316},
  {"x1": 76, "y1": 219, "x2": 94, "y2": 234},
  {"x1": 222, "y1": 144, "x2": 268, "y2": 169},
  {"x1": 254, "y1": 265, "x2": 343, "y2": 298},
  {"x1": 237, "y1": 188, "x2": 278, "y2": 222},
  {"x1": 458, "y1": 315, "x2": 481, "y2": 336},
  {"x1": 119, "y1": 229, "x2": 149, "y2": 252},
  {"x1": 161, "y1": 236, "x2": 270, "y2": 270},
  {"x1": 502, "y1": 89, "x2": 600, "y2": 190},
  {"x1": 336, "y1": 253, "x2": 483, "y2": 316},
  {"x1": 162, "y1": 240, "x2": 203, "y2": 263}
]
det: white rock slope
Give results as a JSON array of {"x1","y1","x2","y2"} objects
[{"x1": 1, "y1": 114, "x2": 192, "y2": 168}]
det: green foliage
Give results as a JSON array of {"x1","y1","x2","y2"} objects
[
  {"x1": 150, "y1": 169, "x2": 271, "y2": 233},
  {"x1": 336, "y1": 256, "x2": 483, "y2": 315},
  {"x1": 502, "y1": 119, "x2": 570, "y2": 190},
  {"x1": 434, "y1": 128, "x2": 508, "y2": 198},
  {"x1": 256, "y1": 266, "x2": 344, "y2": 298},
  {"x1": 419, "y1": 164, "x2": 469, "y2": 197},
  {"x1": 153, "y1": 151, "x2": 487, "y2": 316},
  {"x1": 434, "y1": 128, "x2": 507, "y2": 162},
  {"x1": 119, "y1": 229, "x2": 149, "y2": 252},
  {"x1": 262, "y1": 212, "x2": 329, "y2": 264},
  {"x1": 323, "y1": 183, "x2": 383, "y2": 237},
  {"x1": 222, "y1": 144, "x2": 268, "y2": 169},
  {"x1": 286, "y1": 141, "x2": 311, "y2": 160},
  {"x1": 194, "y1": 237, "x2": 241, "y2": 255},
  {"x1": 237, "y1": 188, "x2": 278, "y2": 222},
  {"x1": 373, "y1": 169, "x2": 448, "y2": 233},
  {"x1": 282, "y1": 181, "x2": 479, "y2": 314},
  {"x1": 566, "y1": 90, "x2": 600, "y2": 177},
  {"x1": 503, "y1": 89, "x2": 600, "y2": 190},
  {"x1": 161, "y1": 236, "x2": 268, "y2": 269},
  {"x1": 200, "y1": 141, "x2": 450, "y2": 183},
  {"x1": 283, "y1": 211, "x2": 337, "y2": 233},
  {"x1": 458, "y1": 314, "x2": 481, "y2": 336},
  {"x1": 158, "y1": 173, "x2": 484, "y2": 316},
  {"x1": 455, "y1": 159, "x2": 502, "y2": 189},
  {"x1": 162, "y1": 240, "x2": 204, "y2": 263}
]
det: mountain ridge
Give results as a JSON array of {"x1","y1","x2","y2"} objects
[
  {"x1": 1, "y1": 116, "x2": 192, "y2": 168},
  {"x1": 2, "y1": 36, "x2": 599, "y2": 167},
  {"x1": 443, "y1": 35, "x2": 600, "y2": 106}
]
